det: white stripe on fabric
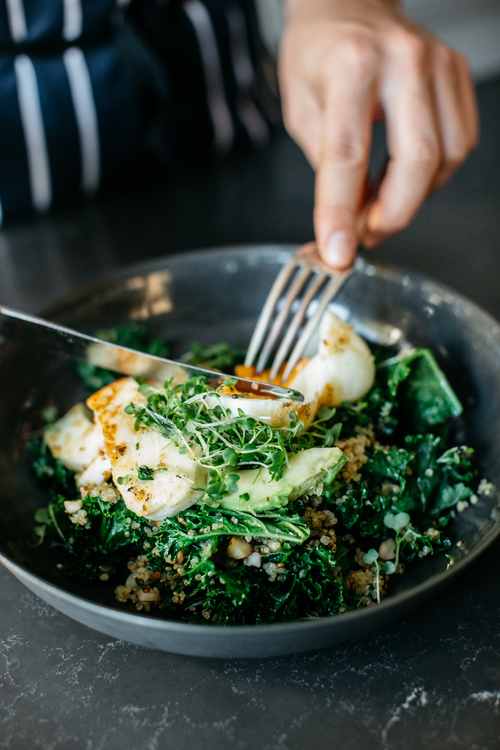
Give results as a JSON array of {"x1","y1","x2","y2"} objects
[
  {"x1": 63, "y1": 47, "x2": 101, "y2": 196},
  {"x1": 5, "y1": 0, "x2": 28, "y2": 43},
  {"x1": 227, "y1": 6, "x2": 269, "y2": 146},
  {"x1": 63, "y1": 0, "x2": 83, "y2": 42},
  {"x1": 184, "y1": 0, "x2": 234, "y2": 154},
  {"x1": 14, "y1": 55, "x2": 52, "y2": 212}
]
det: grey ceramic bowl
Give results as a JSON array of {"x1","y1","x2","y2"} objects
[{"x1": 1, "y1": 244, "x2": 500, "y2": 658}]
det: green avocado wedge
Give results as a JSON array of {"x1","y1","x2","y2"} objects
[{"x1": 215, "y1": 447, "x2": 348, "y2": 514}]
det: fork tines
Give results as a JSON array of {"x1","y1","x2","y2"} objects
[{"x1": 245, "y1": 244, "x2": 352, "y2": 385}]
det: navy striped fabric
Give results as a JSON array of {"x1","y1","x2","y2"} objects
[{"x1": 0, "y1": 0, "x2": 277, "y2": 224}]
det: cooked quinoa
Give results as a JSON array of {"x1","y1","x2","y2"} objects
[{"x1": 335, "y1": 426, "x2": 373, "y2": 483}]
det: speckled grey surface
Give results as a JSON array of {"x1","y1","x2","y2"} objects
[
  {"x1": 0, "y1": 77, "x2": 499, "y2": 750},
  {"x1": 2, "y1": 549, "x2": 500, "y2": 750}
]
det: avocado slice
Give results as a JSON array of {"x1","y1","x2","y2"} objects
[{"x1": 217, "y1": 447, "x2": 348, "y2": 513}]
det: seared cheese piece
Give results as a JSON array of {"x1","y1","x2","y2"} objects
[
  {"x1": 87, "y1": 377, "x2": 208, "y2": 520},
  {"x1": 76, "y1": 451, "x2": 112, "y2": 488},
  {"x1": 212, "y1": 312, "x2": 375, "y2": 428},
  {"x1": 204, "y1": 391, "x2": 318, "y2": 428},
  {"x1": 45, "y1": 403, "x2": 105, "y2": 473},
  {"x1": 85, "y1": 343, "x2": 187, "y2": 386},
  {"x1": 289, "y1": 311, "x2": 375, "y2": 405}
]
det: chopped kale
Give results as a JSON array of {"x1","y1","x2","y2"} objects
[
  {"x1": 28, "y1": 437, "x2": 78, "y2": 499},
  {"x1": 180, "y1": 341, "x2": 246, "y2": 371},
  {"x1": 31, "y1": 483, "x2": 149, "y2": 581},
  {"x1": 163, "y1": 539, "x2": 345, "y2": 625}
]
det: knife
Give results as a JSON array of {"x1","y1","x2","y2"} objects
[{"x1": 0, "y1": 305, "x2": 304, "y2": 402}]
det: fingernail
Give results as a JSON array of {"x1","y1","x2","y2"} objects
[{"x1": 326, "y1": 231, "x2": 356, "y2": 268}]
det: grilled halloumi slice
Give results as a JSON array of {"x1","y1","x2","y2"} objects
[
  {"x1": 76, "y1": 451, "x2": 112, "y2": 488},
  {"x1": 289, "y1": 312, "x2": 375, "y2": 405},
  {"x1": 85, "y1": 343, "x2": 187, "y2": 386},
  {"x1": 45, "y1": 402, "x2": 105, "y2": 473},
  {"x1": 87, "y1": 377, "x2": 208, "y2": 520}
]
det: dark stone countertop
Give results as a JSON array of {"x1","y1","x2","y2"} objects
[{"x1": 1, "y1": 77, "x2": 499, "y2": 750}]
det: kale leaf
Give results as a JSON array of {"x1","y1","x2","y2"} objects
[
  {"x1": 382, "y1": 348, "x2": 462, "y2": 430},
  {"x1": 153, "y1": 506, "x2": 310, "y2": 560}
]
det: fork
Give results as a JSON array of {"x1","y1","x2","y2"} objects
[
  {"x1": 244, "y1": 242, "x2": 354, "y2": 384},
  {"x1": 245, "y1": 156, "x2": 388, "y2": 385}
]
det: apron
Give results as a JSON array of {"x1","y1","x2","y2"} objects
[{"x1": 0, "y1": 0, "x2": 278, "y2": 223}]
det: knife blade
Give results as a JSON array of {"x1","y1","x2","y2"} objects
[{"x1": 0, "y1": 305, "x2": 304, "y2": 402}]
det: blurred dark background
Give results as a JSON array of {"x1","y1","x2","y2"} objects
[{"x1": 0, "y1": 75, "x2": 499, "y2": 322}]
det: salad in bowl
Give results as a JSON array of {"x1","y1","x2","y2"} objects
[{"x1": 31, "y1": 310, "x2": 482, "y2": 626}]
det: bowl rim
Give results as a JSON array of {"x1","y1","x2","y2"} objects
[{"x1": 2, "y1": 243, "x2": 500, "y2": 641}]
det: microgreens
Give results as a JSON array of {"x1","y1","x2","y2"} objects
[
  {"x1": 384, "y1": 512, "x2": 411, "y2": 569},
  {"x1": 125, "y1": 377, "x2": 307, "y2": 486},
  {"x1": 137, "y1": 466, "x2": 155, "y2": 481},
  {"x1": 298, "y1": 405, "x2": 343, "y2": 447},
  {"x1": 363, "y1": 548, "x2": 395, "y2": 603}
]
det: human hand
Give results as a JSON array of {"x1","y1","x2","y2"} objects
[{"x1": 279, "y1": 0, "x2": 479, "y2": 270}]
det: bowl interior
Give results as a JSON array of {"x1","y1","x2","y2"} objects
[{"x1": 1, "y1": 245, "x2": 500, "y2": 632}]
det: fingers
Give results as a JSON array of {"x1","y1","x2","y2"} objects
[
  {"x1": 279, "y1": 5, "x2": 479, "y2": 259},
  {"x1": 281, "y1": 79, "x2": 324, "y2": 167},
  {"x1": 364, "y1": 32, "x2": 441, "y2": 246},
  {"x1": 364, "y1": 36, "x2": 479, "y2": 247},
  {"x1": 314, "y1": 38, "x2": 379, "y2": 269},
  {"x1": 429, "y1": 46, "x2": 479, "y2": 193},
  {"x1": 278, "y1": 30, "x2": 325, "y2": 167},
  {"x1": 456, "y1": 53, "x2": 480, "y2": 151}
]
